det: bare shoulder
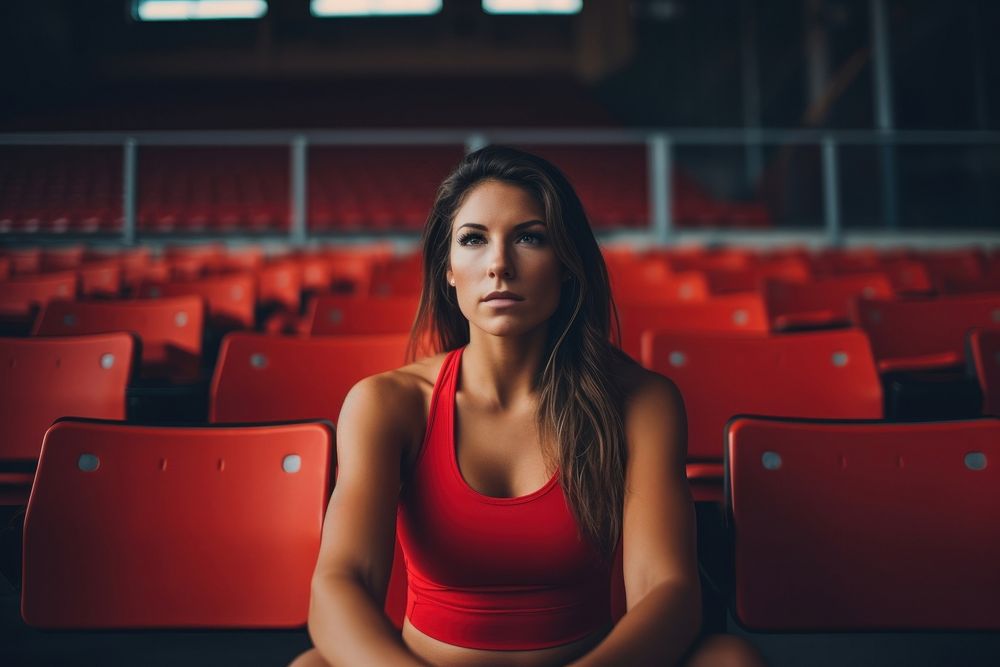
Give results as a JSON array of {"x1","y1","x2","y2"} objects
[
  {"x1": 338, "y1": 352, "x2": 450, "y2": 458},
  {"x1": 614, "y1": 355, "x2": 684, "y2": 417},
  {"x1": 612, "y1": 354, "x2": 687, "y2": 458}
]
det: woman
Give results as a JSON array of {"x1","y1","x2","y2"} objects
[{"x1": 291, "y1": 146, "x2": 766, "y2": 666}]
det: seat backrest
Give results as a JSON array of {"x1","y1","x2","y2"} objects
[
  {"x1": 0, "y1": 272, "x2": 77, "y2": 318},
  {"x1": 969, "y1": 327, "x2": 1000, "y2": 416},
  {"x1": 141, "y1": 272, "x2": 256, "y2": 330},
  {"x1": 617, "y1": 294, "x2": 768, "y2": 360},
  {"x1": 210, "y1": 332, "x2": 409, "y2": 424},
  {"x1": 34, "y1": 297, "x2": 204, "y2": 381},
  {"x1": 22, "y1": 419, "x2": 332, "y2": 629},
  {"x1": 1, "y1": 248, "x2": 41, "y2": 274},
  {"x1": 643, "y1": 330, "x2": 883, "y2": 461},
  {"x1": 0, "y1": 334, "x2": 134, "y2": 462},
  {"x1": 257, "y1": 261, "x2": 302, "y2": 312},
  {"x1": 308, "y1": 295, "x2": 418, "y2": 336},
  {"x1": 853, "y1": 294, "x2": 1000, "y2": 372},
  {"x1": 726, "y1": 416, "x2": 1000, "y2": 631},
  {"x1": 610, "y1": 257, "x2": 710, "y2": 305},
  {"x1": 78, "y1": 260, "x2": 122, "y2": 298},
  {"x1": 764, "y1": 273, "x2": 894, "y2": 331}
]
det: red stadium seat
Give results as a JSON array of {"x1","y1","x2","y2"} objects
[
  {"x1": 880, "y1": 259, "x2": 935, "y2": 295},
  {"x1": 617, "y1": 294, "x2": 768, "y2": 361},
  {"x1": 726, "y1": 416, "x2": 1000, "y2": 631},
  {"x1": 210, "y1": 332, "x2": 409, "y2": 424},
  {"x1": 21, "y1": 420, "x2": 332, "y2": 628},
  {"x1": 40, "y1": 246, "x2": 85, "y2": 272},
  {"x1": 704, "y1": 258, "x2": 811, "y2": 295},
  {"x1": 0, "y1": 256, "x2": 10, "y2": 280},
  {"x1": 664, "y1": 250, "x2": 754, "y2": 273},
  {"x1": 0, "y1": 272, "x2": 77, "y2": 332},
  {"x1": 643, "y1": 330, "x2": 883, "y2": 500},
  {"x1": 920, "y1": 249, "x2": 985, "y2": 290},
  {"x1": 308, "y1": 295, "x2": 417, "y2": 336},
  {"x1": 140, "y1": 273, "x2": 256, "y2": 331},
  {"x1": 325, "y1": 254, "x2": 378, "y2": 295},
  {"x1": 369, "y1": 255, "x2": 423, "y2": 297},
  {"x1": 0, "y1": 334, "x2": 134, "y2": 505},
  {"x1": 610, "y1": 257, "x2": 710, "y2": 305},
  {"x1": 968, "y1": 328, "x2": 1000, "y2": 416},
  {"x1": 77, "y1": 260, "x2": 122, "y2": 298},
  {"x1": 1, "y1": 248, "x2": 42, "y2": 275},
  {"x1": 34, "y1": 297, "x2": 204, "y2": 382},
  {"x1": 763, "y1": 273, "x2": 894, "y2": 331},
  {"x1": 297, "y1": 254, "x2": 336, "y2": 292},
  {"x1": 852, "y1": 294, "x2": 1000, "y2": 373},
  {"x1": 257, "y1": 261, "x2": 302, "y2": 313}
]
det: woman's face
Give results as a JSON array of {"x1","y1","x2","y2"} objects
[{"x1": 447, "y1": 180, "x2": 564, "y2": 339}]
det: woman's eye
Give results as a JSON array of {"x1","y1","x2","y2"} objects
[
  {"x1": 457, "y1": 233, "x2": 486, "y2": 246},
  {"x1": 518, "y1": 232, "x2": 545, "y2": 245}
]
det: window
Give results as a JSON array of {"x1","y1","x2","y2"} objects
[
  {"x1": 482, "y1": 0, "x2": 582, "y2": 15},
  {"x1": 310, "y1": 0, "x2": 442, "y2": 17},
  {"x1": 133, "y1": 0, "x2": 268, "y2": 21}
]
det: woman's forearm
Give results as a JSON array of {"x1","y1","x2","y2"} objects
[
  {"x1": 308, "y1": 572, "x2": 430, "y2": 667},
  {"x1": 569, "y1": 579, "x2": 702, "y2": 667}
]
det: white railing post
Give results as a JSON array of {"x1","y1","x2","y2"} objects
[{"x1": 649, "y1": 134, "x2": 672, "y2": 245}]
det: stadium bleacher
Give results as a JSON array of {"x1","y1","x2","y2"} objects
[{"x1": 3, "y1": 0, "x2": 1000, "y2": 664}]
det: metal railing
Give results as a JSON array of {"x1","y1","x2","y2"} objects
[{"x1": 2, "y1": 127, "x2": 1000, "y2": 249}]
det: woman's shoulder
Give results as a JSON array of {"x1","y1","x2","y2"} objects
[
  {"x1": 348, "y1": 354, "x2": 446, "y2": 411},
  {"x1": 612, "y1": 352, "x2": 685, "y2": 441},
  {"x1": 339, "y1": 351, "x2": 450, "y2": 438}
]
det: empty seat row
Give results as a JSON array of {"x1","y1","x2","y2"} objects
[{"x1": 18, "y1": 414, "x2": 1000, "y2": 635}]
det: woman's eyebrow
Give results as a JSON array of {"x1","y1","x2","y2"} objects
[{"x1": 456, "y1": 220, "x2": 546, "y2": 232}]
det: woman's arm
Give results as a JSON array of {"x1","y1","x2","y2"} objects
[
  {"x1": 570, "y1": 373, "x2": 701, "y2": 667},
  {"x1": 307, "y1": 374, "x2": 431, "y2": 667}
]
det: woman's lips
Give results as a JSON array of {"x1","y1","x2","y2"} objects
[{"x1": 483, "y1": 298, "x2": 522, "y2": 308}]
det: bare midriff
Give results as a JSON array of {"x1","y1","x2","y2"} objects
[{"x1": 402, "y1": 618, "x2": 610, "y2": 667}]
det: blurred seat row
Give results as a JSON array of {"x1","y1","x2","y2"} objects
[{"x1": 0, "y1": 145, "x2": 770, "y2": 233}]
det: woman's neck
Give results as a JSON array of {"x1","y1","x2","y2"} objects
[{"x1": 461, "y1": 328, "x2": 549, "y2": 411}]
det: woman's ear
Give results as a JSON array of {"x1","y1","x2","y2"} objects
[{"x1": 446, "y1": 268, "x2": 455, "y2": 287}]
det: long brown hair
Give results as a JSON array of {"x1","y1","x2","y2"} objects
[{"x1": 409, "y1": 145, "x2": 628, "y2": 558}]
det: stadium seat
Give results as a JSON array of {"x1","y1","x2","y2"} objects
[
  {"x1": 0, "y1": 334, "x2": 134, "y2": 505},
  {"x1": 34, "y1": 297, "x2": 204, "y2": 382},
  {"x1": 140, "y1": 273, "x2": 256, "y2": 331},
  {"x1": 0, "y1": 272, "x2": 78, "y2": 334},
  {"x1": 643, "y1": 330, "x2": 883, "y2": 501},
  {"x1": 617, "y1": 294, "x2": 768, "y2": 361},
  {"x1": 968, "y1": 328, "x2": 1000, "y2": 416},
  {"x1": 704, "y1": 258, "x2": 811, "y2": 295},
  {"x1": 1, "y1": 248, "x2": 42, "y2": 275},
  {"x1": 40, "y1": 246, "x2": 85, "y2": 272},
  {"x1": 726, "y1": 416, "x2": 1000, "y2": 631},
  {"x1": 763, "y1": 273, "x2": 894, "y2": 331},
  {"x1": 880, "y1": 259, "x2": 935, "y2": 295},
  {"x1": 920, "y1": 250, "x2": 985, "y2": 291},
  {"x1": 21, "y1": 420, "x2": 332, "y2": 628},
  {"x1": 609, "y1": 258, "x2": 710, "y2": 304},
  {"x1": 257, "y1": 261, "x2": 302, "y2": 314},
  {"x1": 852, "y1": 294, "x2": 1000, "y2": 373},
  {"x1": 307, "y1": 295, "x2": 418, "y2": 336},
  {"x1": 77, "y1": 260, "x2": 122, "y2": 298},
  {"x1": 209, "y1": 333, "x2": 409, "y2": 424},
  {"x1": 0, "y1": 256, "x2": 10, "y2": 280},
  {"x1": 369, "y1": 255, "x2": 423, "y2": 297}
]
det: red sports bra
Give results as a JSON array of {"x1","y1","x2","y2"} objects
[{"x1": 396, "y1": 346, "x2": 612, "y2": 650}]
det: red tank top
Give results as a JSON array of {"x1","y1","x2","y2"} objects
[{"x1": 396, "y1": 346, "x2": 612, "y2": 651}]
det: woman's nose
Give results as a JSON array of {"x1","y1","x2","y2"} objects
[{"x1": 487, "y1": 245, "x2": 513, "y2": 279}]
